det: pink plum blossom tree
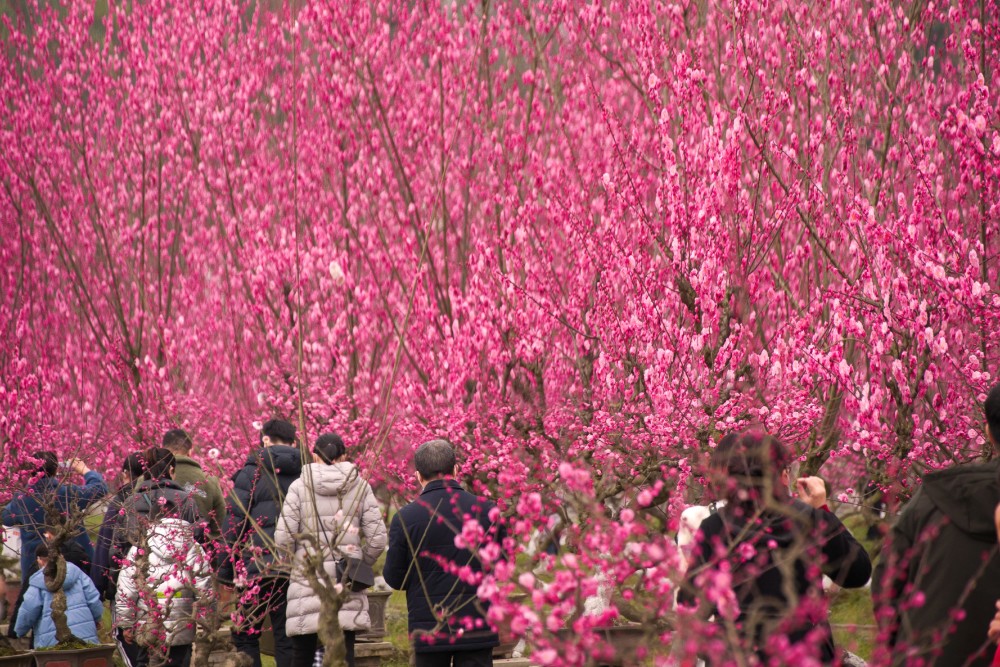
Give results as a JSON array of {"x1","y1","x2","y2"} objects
[{"x1": 2, "y1": 0, "x2": 999, "y2": 664}]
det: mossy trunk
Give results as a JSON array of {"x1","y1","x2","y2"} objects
[
  {"x1": 42, "y1": 553, "x2": 73, "y2": 644},
  {"x1": 317, "y1": 596, "x2": 346, "y2": 667}
]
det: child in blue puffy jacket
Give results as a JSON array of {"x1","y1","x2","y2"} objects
[{"x1": 15, "y1": 543, "x2": 104, "y2": 648}]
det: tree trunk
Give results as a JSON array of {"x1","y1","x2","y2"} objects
[{"x1": 43, "y1": 553, "x2": 72, "y2": 644}]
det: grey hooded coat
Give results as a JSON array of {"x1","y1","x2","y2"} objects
[{"x1": 275, "y1": 462, "x2": 387, "y2": 635}]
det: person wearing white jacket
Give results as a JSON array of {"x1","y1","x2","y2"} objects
[
  {"x1": 115, "y1": 516, "x2": 211, "y2": 667},
  {"x1": 275, "y1": 433, "x2": 387, "y2": 667}
]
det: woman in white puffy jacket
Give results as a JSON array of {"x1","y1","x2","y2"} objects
[
  {"x1": 275, "y1": 433, "x2": 387, "y2": 667},
  {"x1": 115, "y1": 453, "x2": 212, "y2": 667}
]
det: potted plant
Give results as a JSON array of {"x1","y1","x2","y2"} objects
[
  {"x1": 28, "y1": 528, "x2": 115, "y2": 667},
  {"x1": 0, "y1": 636, "x2": 32, "y2": 667},
  {"x1": 2, "y1": 457, "x2": 115, "y2": 667}
]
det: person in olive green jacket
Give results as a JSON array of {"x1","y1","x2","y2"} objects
[{"x1": 162, "y1": 429, "x2": 227, "y2": 542}]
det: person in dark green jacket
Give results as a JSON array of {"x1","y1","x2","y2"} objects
[
  {"x1": 874, "y1": 382, "x2": 1000, "y2": 667},
  {"x1": 162, "y1": 429, "x2": 226, "y2": 542}
]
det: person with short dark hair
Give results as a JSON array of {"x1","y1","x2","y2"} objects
[
  {"x1": 276, "y1": 433, "x2": 387, "y2": 667},
  {"x1": 2, "y1": 452, "x2": 107, "y2": 637},
  {"x1": 678, "y1": 431, "x2": 871, "y2": 664},
  {"x1": 2, "y1": 452, "x2": 108, "y2": 587},
  {"x1": 161, "y1": 429, "x2": 226, "y2": 543},
  {"x1": 14, "y1": 542, "x2": 104, "y2": 648},
  {"x1": 114, "y1": 448, "x2": 203, "y2": 565},
  {"x1": 221, "y1": 419, "x2": 302, "y2": 667},
  {"x1": 875, "y1": 382, "x2": 1000, "y2": 666},
  {"x1": 383, "y1": 439, "x2": 507, "y2": 667}
]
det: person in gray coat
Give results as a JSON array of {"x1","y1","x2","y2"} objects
[{"x1": 275, "y1": 433, "x2": 387, "y2": 667}]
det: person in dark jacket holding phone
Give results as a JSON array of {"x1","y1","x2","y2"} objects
[
  {"x1": 2, "y1": 452, "x2": 108, "y2": 595},
  {"x1": 220, "y1": 419, "x2": 303, "y2": 667},
  {"x1": 384, "y1": 439, "x2": 507, "y2": 667},
  {"x1": 2, "y1": 451, "x2": 107, "y2": 640},
  {"x1": 678, "y1": 430, "x2": 872, "y2": 665}
]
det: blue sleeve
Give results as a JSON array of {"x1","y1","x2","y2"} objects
[
  {"x1": 81, "y1": 573, "x2": 104, "y2": 621},
  {"x1": 382, "y1": 513, "x2": 410, "y2": 591},
  {"x1": 70, "y1": 471, "x2": 109, "y2": 508},
  {"x1": 3, "y1": 496, "x2": 24, "y2": 526},
  {"x1": 14, "y1": 584, "x2": 42, "y2": 638}
]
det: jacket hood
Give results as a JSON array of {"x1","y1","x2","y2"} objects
[
  {"x1": 923, "y1": 460, "x2": 1000, "y2": 540},
  {"x1": 247, "y1": 445, "x2": 304, "y2": 476},
  {"x1": 301, "y1": 462, "x2": 362, "y2": 497},
  {"x1": 136, "y1": 477, "x2": 187, "y2": 493},
  {"x1": 30, "y1": 559, "x2": 85, "y2": 589},
  {"x1": 147, "y1": 517, "x2": 196, "y2": 554}
]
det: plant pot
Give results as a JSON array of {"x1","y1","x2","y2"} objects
[
  {"x1": 0, "y1": 652, "x2": 33, "y2": 667},
  {"x1": 31, "y1": 645, "x2": 116, "y2": 667},
  {"x1": 555, "y1": 625, "x2": 647, "y2": 667},
  {"x1": 360, "y1": 590, "x2": 392, "y2": 641},
  {"x1": 492, "y1": 640, "x2": 519, "y2": 659}
]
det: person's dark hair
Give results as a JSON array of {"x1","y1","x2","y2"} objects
[
  {"x1": 414, "y1": 439, "x2": 457, "y2": 480},
  {"x1": 986, "y1": 383, "x2": 1000, "y2": 444},
  {"x1": 723, "y1": 430, "x2": 791, "y2": 508},
  {"x1": 162, "y1": 428, "x2": 193, "y2": 454},
  {"x1": 142, "y1": 447, "x2": 175, "y2": 480},
  {"x1": 705, "y1": 432, "x2": 741, "y2": 500},
  {"x1": 261, "y1": 419, "x2": 296, "y2": 446},
  {"x1": 123, "y1": 452, "x2": 147, "y2": 480},
  {"x1": 314, "y1": 433, "x2": 346, "y2": 464},
  {"x1": 35, "y1": 451, "x2": 58, "y2": 477},
  {"x1": 35, "y1": 543, "x2": 49, "y2": 560},
  {"x1": 710, "y1": 432, "x2": 741, "y2": 472}
]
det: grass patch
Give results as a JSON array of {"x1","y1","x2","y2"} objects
[
  {"x1": 383, "y1": 590, "x2": 410, "y2": 667},
  {"x1": 828, "y1": 513, "x2": 881, "y2": 661},
  {"x1": 829, "y1": 587, "x2": 876, "y2": 661}
]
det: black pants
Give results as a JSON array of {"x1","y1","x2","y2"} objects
[
  {"x1": 231, "y1": 577, "x2": 292, "y2": 667},
  {"x1": 135, "y1": 644, "x2": 192, "y2": 667},
  {"x1": 292, "y1": 631, "x2": 356, "y2": 667},
  {"x1": 414, "y1": 648, "x2": 493, "y2": 667}
]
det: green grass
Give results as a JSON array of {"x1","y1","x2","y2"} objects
[
  {"x1": 827, "y1": 512, "x2": 881, "y2": 661},
  {"x1": 383, "y1": 590, "x2": 411, "y2": 667},
  {"x1": 829, "y1": 587, "x2": 876, "y2": 660}
]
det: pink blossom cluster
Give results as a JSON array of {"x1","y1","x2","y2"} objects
[{"x1": 1, "y1": 0, "x2": 999, "y2": 663}]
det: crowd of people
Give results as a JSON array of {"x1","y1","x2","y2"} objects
[
  {"x1": 1, "y1": 382, "x2": 1000, "y2": 667},
  {"x1": 1, "y1": 424, "x2": 504, "y2": 667}
]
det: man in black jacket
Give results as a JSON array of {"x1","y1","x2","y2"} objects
[
  {"x1": 220, "y1": 419, "x2": 303, "y2": 667},
  {"x1": 384, "y1": 439, "x2": 506, "y2": 667},
  {"x1": 874, "y1": 383, "x2": 1000, "y2": 667}
]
